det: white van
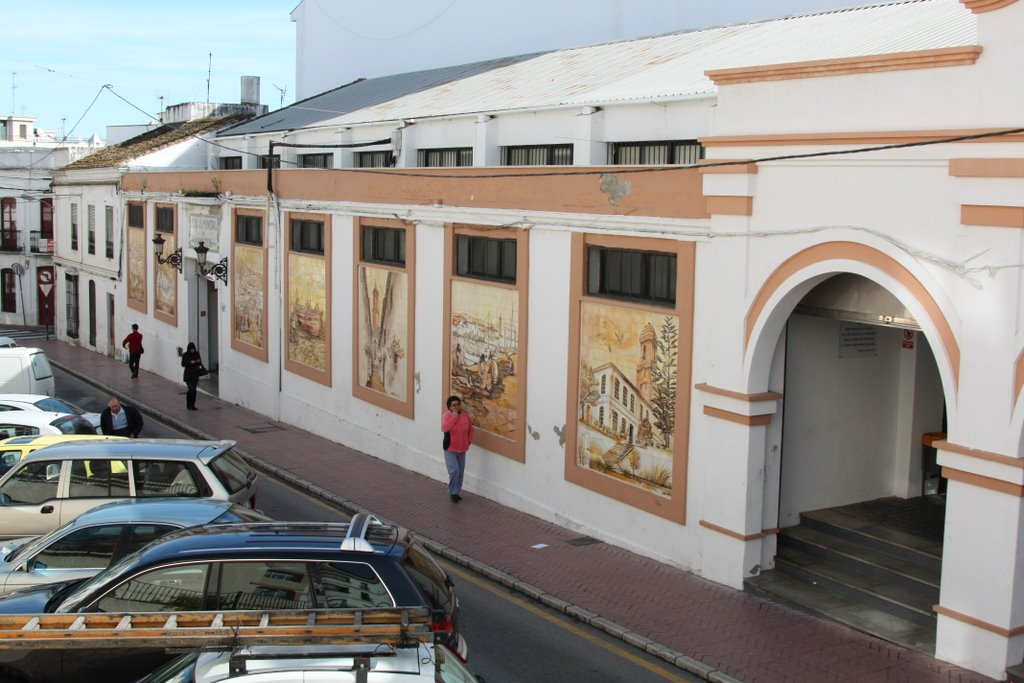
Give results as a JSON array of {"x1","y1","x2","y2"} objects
[{"x1": 0, "y1": 348, "x2": 55, "y2": 396}]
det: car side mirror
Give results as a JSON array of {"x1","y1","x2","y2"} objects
[{"x1": 45, "y1": 464, "x2": 60, "y2": 481}]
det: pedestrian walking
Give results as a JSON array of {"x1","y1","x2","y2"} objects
[
  {"x1": 122, "y1": 324, "x2": 144, "y2": 379},
  {"x1": 100, "y1": 397, "x2": 144, "y2": 437},
  {"x1": 181, "y1": 342, "x2": 204, "y2": 411},
  {"x1": 441, "y1": 394, "x2": 474, "y2": 503}
]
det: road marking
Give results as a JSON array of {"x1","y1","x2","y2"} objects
[{"x1": 442, "y1": 561, "x2": 695, "y2": 683}]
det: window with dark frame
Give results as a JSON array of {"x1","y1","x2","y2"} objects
[
  {"x1": 290, "y1": 219, "x2": 324, "y2": 254},
  {"x1": 155, "y1": 207, "x2": 174, "y2": 233},
  {"x1": 586, "y1": 245, "x2": 677, "y2": 307},
  {"x1": 65, "y1": 274, "x2": 79, "y2": 339},
  {"x1": 356, "y1": 151, "x2": 394, "y2": 168},
  {"x1": 1, "y1": 269, "x2": 15, "y2": 313},
  {"x1": 104, "y1": 206, "x2": 114, "y2": 258},
  {"x1": 39, "y1": 199, "x2": 53, "y2": 239},
  {"x1": 0, "y1": 198, "x2": 15, "y2": 250},
  {"x1": 501, "y1": 144, "x2": 573, "y2": 166},
  {"x1": 87, "y1": 205, "x2": 96, "y2": 255},
  {"x1": 70, "y1": 203, "x2": 78, "y2": 250},
  {"x1": 127, "y1": 203, "x2": 144, "y2": 228},
  {"x1": 219, "y1": 156, "x2": 243, "y2": 170},
  {"x1": 456, "y1": 235, "x2": 516, "y2": 283},
  {"x1": 236, "y1": 215, "x2": 263, "y2": 246},
  {"x1": 417, "y1": 148, "x2": 473, "y2": 168},
  {"x1": 298, "y1": 153, "x2": 333, "y2": 169},
  {"x1": 258, "y1": 155, "x2": 281, "y2": 169},
  {"x1": 610, "y1": 140, "x2": 704, "y2": 165},
  {"x1": 361, "y1": 226, "x2": 405, "y2": 266}
]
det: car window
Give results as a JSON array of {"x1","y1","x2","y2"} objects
[
  {"x1": 30, "y1": 353, "x2": 53, "y2": 381},
  {"x1": 316, "y1": 562, "x2": 393, "y2": 609},
  {"x1": 32, "y1": 524, "x2": 126, "y2": 570},
  {"x1": 95, "y1": 564, "x2": 210, "y2": 612},
  {"x1": 400, "y1": 543, "x2": 453, "y2": 611},
  {"x1": 122, "y1": 524, "x2": 179, "y2": 557},
  {"x1": 0, "y1": 448, "x2": 23, "y2": 475},
  {"x1": 437, "y1": 645, "x2": 477, "y2": 683},
  {"x1": 0, "y1": 405, "x2": 21, "y2": 412},
  {"x1": 69, "y1": 459, "x2": 130, "y2": 498},
  {"x1": 207, "y1": 450, "x2": 254, "y2": 494},
  {"x1": 0, "y1": 460, "x2": 60, "y2": 504},
  {"x1": 0, "y1": 424, "x2": 39, "y2": 439},
  {"x1": 134, "y1": 461, "x2": 200, "y2": 497},
  {"x1": 53, "y1": 416, "x2": 95, "y2": 435},
  {"x1": 32, "y1": 398, "x2": 83, "y2": 416},
  {"x1": 216, "y1": 561, "x2": 314, "y2": 611}
]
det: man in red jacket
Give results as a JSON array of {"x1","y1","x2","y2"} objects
[
  {"x1": 122, "y1": 324, "x2": 144, "y2": 379},
  {"x1": 441, "y1": 395, "x2": 474, "y2": 503}
]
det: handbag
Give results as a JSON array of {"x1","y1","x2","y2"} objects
[
  {"x1": 442, "y1": 431, "x2": 451, "y2": 450},
  {"x1": 198, "y1": 365, "x2": 209, "y2": 377}
]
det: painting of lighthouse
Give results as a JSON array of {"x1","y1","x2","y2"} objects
[{"x1": 357, "y1": 265, "x2": 408, "y2": 401}]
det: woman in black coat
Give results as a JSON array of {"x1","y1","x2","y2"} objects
[{"x1": 181, "y1": 342, "x2": 204, "y2": 411}]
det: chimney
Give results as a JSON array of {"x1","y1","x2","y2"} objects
[{"x1": 241, "y1": 76, "x2": 260, "y2": 106}]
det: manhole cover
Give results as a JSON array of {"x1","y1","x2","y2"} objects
[
  {"x1": 240, "y1": 423, "x2": 285, "y2": 434},
  {"x1": 565, "y1": 536, "x2": 602, "y2": 547}
]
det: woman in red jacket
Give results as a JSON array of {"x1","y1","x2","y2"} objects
[{"x1": 441, "y1": 394, "x2": 474, "y2": 503}]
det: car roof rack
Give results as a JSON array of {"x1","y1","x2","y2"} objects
[
  {"x1": 0, "y1": 607, "x2": 433, "y2": 651},
  {"x1": 227, "y1": 644, "x2": 406, "y2": 679},
  {"x1": 340, "y1": 512, "x2": 383, "y2": 552}
]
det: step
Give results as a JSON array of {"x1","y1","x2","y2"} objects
[
  {"x1": 780, "y1": 525, "x2": 940, "y2": 596},
  {"x1": 745, "y1": 570, "x2": 936, "y2": 655},
  {"x1": 775, "y1": 545, "x2": 936, "y2": 626},
  {"x1": 800, "y1": 504, "x2": 942, "y2": 572}
]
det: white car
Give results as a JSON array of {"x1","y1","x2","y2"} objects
[
  {"x1": 0, "y1": 393, "x2": 102, "y2": 430},
  {"x1": 0, "y1": 410, "x2": 97, "y2": 440}
]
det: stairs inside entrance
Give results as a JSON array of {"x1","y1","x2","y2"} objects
[{"x1": 744, "y1": 499, "x2": 943, "y2": 655}]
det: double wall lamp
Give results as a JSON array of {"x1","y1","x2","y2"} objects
[{"x1": 152, "y1": 235, "x2": 229, "y2": 284}]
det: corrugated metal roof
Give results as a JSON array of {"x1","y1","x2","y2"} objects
[{"x1": 264, "y1": 0, "x2": 973, "y2": 129}]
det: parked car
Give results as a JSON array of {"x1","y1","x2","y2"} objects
[
  {"x1": 137, "y1": 642, "x2": 481, "y2": 683},
  {"x1": 0, "y1": 514, "x2": 464, "y2": 683},
  {"x1": 0, "y1": 393, "x2": 102, "y2": 430},
  {"x1": 0, "y1": 433, "x2": 124, "y2": 476},
  {"x1": 0, "y1": 347, "x2": 55, "y2": 396},
  {"x1": 0, "y1": 497, "x2": 270, "y2": 596},
  {"x1": 0, "y1": 439, "x2": 258, "y2": 540},
  {"x1": 0, "y1": 410, "x2": 96, "y2": 440}
]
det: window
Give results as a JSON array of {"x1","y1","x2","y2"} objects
[
  {"x1": 104, "y1": 206, "x2": 114, "y2": 258},
  {"x1": 290, "y1": 219, "x2": 324, "y2": 254},
  {"x1": 219, "y1": 156, "x2": 242, "y2": 170},
  {"x1": 586, "y1": 245, "x2": 677, "y2": 306},
  {"x1": 133, "y1": 461, "x2": 200, "y2": 497},
  {"x1": 86, "y1": 205, "x2": 96, "y2": 254},
  {"x1": 32, "y1": 525, "x2": 125, "y2": 570},
  {"x1": 298, "y1": 153, "x2": 332, "y2": 169},
  {"x1": 217, "y1": 562, "x2": 314, "y2": 611},
  {"x1": 69, "y1": 459, "x2": 129, "y2": 498},
  {"x1": 502, "y1": 144, "x2": 573, "y2": 166},
  {"x1": 417, "y1": 148, "x2": 472, "y2": 167},
  {"x1": 257, "y1": 154, "x2": 280, "y2": 169},
  {"x1": 318, "y1": 562, "x2": 392, "y2": 608},
  {"x1": 455, "y1": 235, "x2": 516, "y2": 283},
  {"x1": 0, "y1": 460, "x2": 60, "y2": 505},
  {"x1": 127, "y1": 203, "x2": 144, "y2": 228},
  {"x1": 356, "y1": 151, "x2": 393, "y2": 168},
  {"x1": 1, "y1": 198, "x2": 16, "y2": 250},
  {"x1": 97, "y1": 564, "x2": 209, "y2": 612},
  {"x1": 123, "y1": 524, "x2": 178, "y2": 556},
  {"x1": 208, "y1": 451, "x2": 256, "y2": 496},
  {"x1": 70, "y1": 203, "x2": 79, "y2": 250},
  {"x1": 88, "y1": 280, "x2": 96, "y2": 346},
  {"x1": 40, "y1": 199, "x2": 53, "y2": 239},
  {"x1": 235, "y1": 214, "x2": 262, "y2": 246},
  {"x1": 65, "y1": 274, "x2": 79, "y2": 338},
  {"x1": 610, "y1": 140, "x2": 704, "y2": 165},
  {"x1": 361, "y1": 226, "x2": 405, "y2": 266},
  {"x1": 155, "y1": 206, "x2": 174, "y2": 233},
  {"x1": 1, "y1": 269, "x2": 15, "y2": 313}
]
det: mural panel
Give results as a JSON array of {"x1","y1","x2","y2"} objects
[
  {"x1": 233, "y1": 244, "x2": 265, "y2": 352},
  {"x1": 576, "y1": 300, "x2": 678, "y2": 498},
  {"x1": 126, "y1": 228, "x2": 145, "y2": 306},
  {"x1": 357, "y1": 265, "x2": 408, "y2": 401},
  {"x1": 154, "y1": 233, "x2": 177, "y2": 319},
  {"x1": 449, "y1": 280, "x2": 519, "y2": 441},
  {"x1": 287, "y1": 252, "x2": 327, "y2": 372}
]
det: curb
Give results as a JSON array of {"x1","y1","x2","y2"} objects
[{"x1": 54, "y1": 358, "x2": 743, "y2": 683}]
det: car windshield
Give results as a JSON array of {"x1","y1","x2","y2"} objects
[
  {"x1": 207, "y1": 450, "x2": 254, "y2": 494},
  {"x1": 32, "y1": 398, "x2": 85, "y2": 417},
  {"x1": 52, "y1": 545, "x2": 149, "y2": 613},
  {"x1": 4, "y1": 521, "x2": 75, "y2": 563},
  {"x1": 135, "y1": 651, "x2": 199, "y2": 683}
]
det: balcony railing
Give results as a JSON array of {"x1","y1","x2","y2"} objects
[
  {"x1": 0, "y1": 231, "x2": 22, "y2": 253},
  {"x1": 30, "y1": 231, "x2": 54, "y2": 254}
]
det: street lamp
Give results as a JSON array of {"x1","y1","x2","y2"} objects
[
  {"x1": 194, "y1": 241, "x2": 228, "y2": 284},
  {"x1": 152, "y1": 234, "x2": 183, "y2": 273}
]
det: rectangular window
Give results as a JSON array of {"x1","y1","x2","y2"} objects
[
  {"x1": 456, "y1": 235, "x2": 516, "y2": 283},
  {"x1": 236, "y1": 214, "x2": 263, "y2": 246},
  {"x1": 257, "y1": 154, "x2": 281, "y2": 169},
  {"x1": 610, "y1": 140, "x2": 704, "y2": 165},
  {"x1": 70, "y1": 203, "x2": 79, "y2": 250},
  {"x1": 298, "y1": 153, "x2": 332, "y2": 169},
  {"x1": 290, "y1": 219, "x2": 324, "y2": 254},
  {"x1": 1, "y1": 269, "x2": 15, "y2": 313},
  {"x1": 219, "y1": 156, "x2": 243, "y2": 170},
  {"x1": 104, "y1": 206, "x2": 114, "y2": 258},
  {"x1": 65, "y1": 274, "x2": 79, "y2": 338},
  {"x1": 356, "y1": 151, "x2": 393, "y2": 168},
  {"x1": 39, "y1": 199, "x2": 53, "y2": 239},
  {"x1": 87, "y1": 205, "x2": 96, "y2": 255},
  {"x1": 502, "y1": 144, "x2": 573, "y2": 166},
  {"x1": 155, "y1": 206, "x2": 174, "y2": 233},
  {"x1": 417, "y1": 148, "x2": 473, "y2": 167},
  {"x1": 0, "y1": 198, "x2": 16, "y2": 251},
  {"x1": 586, "y1": 245, "x2": 677, "y2": 306},
  {"x1": 361, "y1": 226, "x2": 405, "y2": 266},
  {"x1": 127, "y1": 203, "x2": 144, "y2": 228}
]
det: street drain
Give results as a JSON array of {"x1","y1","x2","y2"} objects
[
  {"x1": 240, "y1": 423, "x2": 286, "y2": 434},
  {"x1": 565, "y1": 536, "x2": 602, "y2": 547}
]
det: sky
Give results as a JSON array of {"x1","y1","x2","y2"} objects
[{"x1": 5, "y1": 0, "x2": 868, "y2": 144}]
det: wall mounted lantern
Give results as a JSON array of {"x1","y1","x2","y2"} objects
[
  {"x1": 194, "y1": 240, "x2": 228, "y2": 284},
  {"x1": 151, "y1": 233, "x2": 182, "y2": 273}
]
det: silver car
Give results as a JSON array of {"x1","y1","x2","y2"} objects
[
  {"x1": 0, "y1": 393, "x2": 103, "y2": 430},
  {"x1": 0, "y1": 439, "x2": 259, "y2": 539},
  {"x1": 0, "y1": 498, "x2": 269, "y2": 595}
]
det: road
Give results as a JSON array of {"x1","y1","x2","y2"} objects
[{"x1": 56, "y1": 367, "x2": 698, "y2": 683}]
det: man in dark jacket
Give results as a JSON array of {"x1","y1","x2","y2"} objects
[{"x1": 100, "y1": 396, "x2": 144, "y2": 437}]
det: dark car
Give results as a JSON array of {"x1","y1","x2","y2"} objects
[{"x1": 0, "y1": 513, "x2": 463, "y2": 683}]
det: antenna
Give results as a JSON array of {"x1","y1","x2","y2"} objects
[
  {"x1": 272, "y1": 83, "x2": 287, "y2": 109},
  {"x1": 206, "y1": 52, "x2": 212, "y2": 103}
]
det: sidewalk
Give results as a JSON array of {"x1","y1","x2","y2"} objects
[{"x1": 39, "y1": 338, "x2": 995, "y2": 683}]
